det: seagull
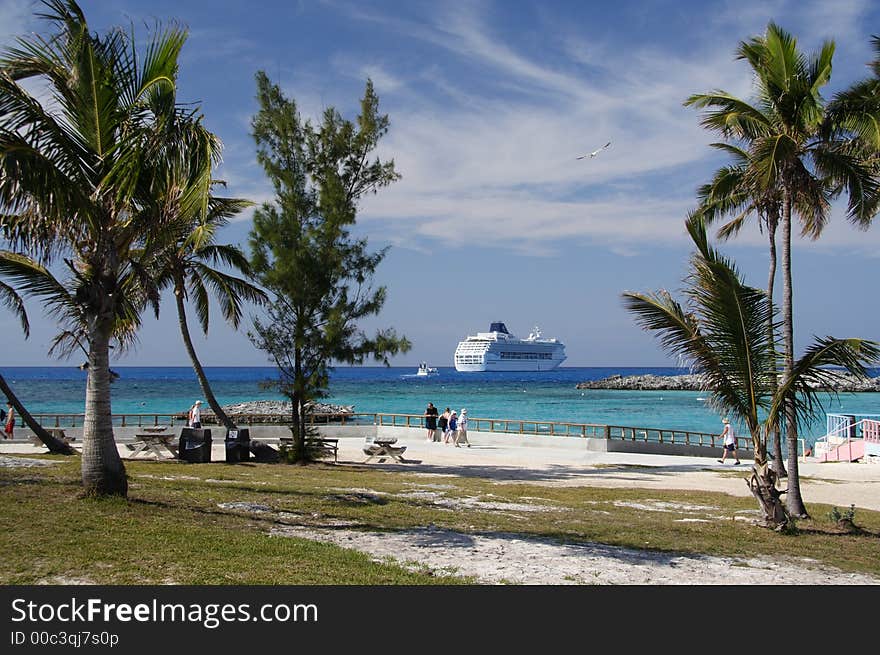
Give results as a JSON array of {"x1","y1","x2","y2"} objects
[{"x1": 576, "y1": 141, "x2": 611, "y2": 160}]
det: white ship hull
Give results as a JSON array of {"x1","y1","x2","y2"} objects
[
  {"x1": 453, "y1": 322, "x2": 566, "y2": 372},
  {"x1": 455, "y1": 359, "x2": 564, "y2": 372}
]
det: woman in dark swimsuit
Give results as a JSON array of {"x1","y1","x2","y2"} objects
[{"x1": 437, "y1": 407, "x2": 450, "y2": 442}]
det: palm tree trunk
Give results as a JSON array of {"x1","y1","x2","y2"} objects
[
  {"x1": 0, "y1": 373, "x2": 75, "y2": 454},
  {"x1": 81, "y1": 321, "x2": 127, "y2": 497},
  {"x1": 174, "y1": 286, "x2": 235, "y2": 431},
  {"x1": 780, "y1": 194, "x2": 807, "y2": 517},
  {"x1": 766, "y1": 216, "x2": 786, "y2": 476},
  {"x1": 294, "y1": 347, "x2": 305, "y2": 459}
]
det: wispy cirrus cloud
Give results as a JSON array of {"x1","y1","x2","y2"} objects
[{"x1": 229, "y1": 0, "x2": 880, "y2": 257}]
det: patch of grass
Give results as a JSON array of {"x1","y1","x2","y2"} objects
[{"x1": 1, "y1": 454, "x2": 880, "y2": 583}]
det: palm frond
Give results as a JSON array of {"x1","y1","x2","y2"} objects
[
  {"x1": 0, "y1": 250, "x2": 75, "y2": 321},
  {"x1": 684, "y1": 92, "x2": 772, "y2": 140},
  {"x1": 0, "y1": 280, "x2": 30, "y2": 337},
  {"x1": 191, "y1": 262, "x2": 268, "y2": 330},
  {"x1": 768, "y1": 337, "x2": 880, "y2": 432}
]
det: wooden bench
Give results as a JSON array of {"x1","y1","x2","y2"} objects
[
  {"x1": 308, "y1": 438, "x2": 338, "y2": 462},
  {"x1": 279, "y1": 436, "x2": 339, "y2": 462},
  {"x1": 30, "y1": 428, "x2": 73, "y2": 447}
]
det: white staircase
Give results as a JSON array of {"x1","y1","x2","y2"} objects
[{"x1": 813, "y1": 414, "x2": 880, "y2": 463}]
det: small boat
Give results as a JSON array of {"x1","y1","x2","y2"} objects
[{"x1": 416, "y1": 362, "x2": 439, "y2": 376}]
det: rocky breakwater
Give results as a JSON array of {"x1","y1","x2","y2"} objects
[
  {"x1": 576, "y1": 373, "x2": 880, "y2": 392},
  {"x1": 176, "y1": 400, "x2": 355, "y2": 424}
]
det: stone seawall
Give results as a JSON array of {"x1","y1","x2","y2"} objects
[{"x1": 576, "y1": 373, "x2": 880, "y2": 392}]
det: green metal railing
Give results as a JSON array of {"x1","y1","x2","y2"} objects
[{"x1": 21, "y1": 411, "x2": 749, "y2": 451}]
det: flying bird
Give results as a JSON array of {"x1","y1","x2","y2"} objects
[{"x1": 576, "y1": 141, "x2": 611, "y2": 160}]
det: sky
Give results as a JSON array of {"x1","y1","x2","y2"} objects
[{"x1": 1, "y1": 0, "x2": 879, "y2": 368}]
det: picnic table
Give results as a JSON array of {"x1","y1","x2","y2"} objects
[
  {"x1": 127, "y1": 427, "x2": 178, "y2": 459},
  {"x1": 363, "y1": 436, "x2": 407, "y2": 463}
]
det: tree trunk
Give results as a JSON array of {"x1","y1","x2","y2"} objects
[
  {"x1": 174, "y1": 285, "x2": 235, "y2": 430},
  {"x1": 81, "y1": 321, "x2": 127, "y2": 496},
  {"x1": 293, "y1": 347, "x2": 305, "y2": 460},
  {"x1": 766, "y1": 216, "x2": 786, "y2": 476},
  {"x1": 746, "y1": 461, "x2": 790, "y2": 530},
  {"x1": 780, "y1": 195, "x2": 807, "y2": 517},
  {"x1": 0, "y1": 373, "x2": 75, "y2": 455}
]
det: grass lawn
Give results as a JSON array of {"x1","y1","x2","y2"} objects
[{"x1": 2, "y1": 454, "x2": 879, "y2": 584}]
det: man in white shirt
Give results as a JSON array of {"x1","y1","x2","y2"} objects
[
  {"x1": 717, "y1": 417, "x2": 740, "y2": 465},
  {"x1": 188, "y1": 400, "x2": 203, "y2": 429}
]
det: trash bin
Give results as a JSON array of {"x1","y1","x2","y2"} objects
[
  {"x1": 179, "y1": 427, "x2": 212, "y2": 463},
  {"x1": 225, "y1": 428, "x2": 251, "y2": 463}
]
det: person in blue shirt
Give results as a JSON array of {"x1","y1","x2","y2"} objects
[{"x1": 445, "y1": 410, "x2": 458, "y2": 444}]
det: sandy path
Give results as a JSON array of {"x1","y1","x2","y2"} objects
[
  {"x1": 270, "y1": 523, "x2": 878, "y2": 585},
  {"x1": 273, "y1": 439, "x2": 880, "y2": 584}
]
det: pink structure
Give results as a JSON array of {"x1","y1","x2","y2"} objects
[{"x1": 817, "y1": 416, "x2": 880, "y2": 462}]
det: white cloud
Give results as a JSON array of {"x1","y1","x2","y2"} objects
[
  {"x1": 357, "y1": 64, "x2": 403, "y2": 93},
  {"x1": 228, "y1": 0, "x2": 880, "y2": 256}
]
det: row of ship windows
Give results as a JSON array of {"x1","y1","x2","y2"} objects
[{"x1": 457, "y1": 352, "x2": 553, "y2": 361}]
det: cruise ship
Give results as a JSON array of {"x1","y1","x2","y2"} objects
[{"x1": 453, "y1": 322, "x2": 567, "y2": 372}]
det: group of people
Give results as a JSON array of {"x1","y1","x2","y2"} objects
[{"x1": 424, "y1": 402, "x2": 469, "y2": 447}]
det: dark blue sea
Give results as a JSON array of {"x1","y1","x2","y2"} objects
[{"x1": 2, "y1": 366, "x2": 878, "y2": 444}]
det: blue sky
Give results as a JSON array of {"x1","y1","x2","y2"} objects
[{"x1": 1, "y1": 0, "x2": 879, "y2": 367}]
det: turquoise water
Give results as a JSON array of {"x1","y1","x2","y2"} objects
[{"x1": 2, "y1": 366, "x2": 878, "y2": 446}]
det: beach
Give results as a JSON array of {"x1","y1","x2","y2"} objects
[{"x1": 4, "y1": 435, "x2": 879, "y2": 585}]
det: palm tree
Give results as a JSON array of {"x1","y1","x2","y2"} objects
[
  {"x1": 684, "y1": 23, "x2": 879, "y2": 517},
  {"x1": 826, "y1": 35, "x2": 880, "y2": 151},
  {"x1": 0, "y1": 279, "x2": 74, "y2": 454},
  {"x1": 131, "y1": 60, "x2": 265, "y2": 432},
  {"x1": 693, "y1": 144, "x2": 787, "y2": 474},
  {"x1": 623, "y1": 216, "x2": 879, "y2": 529},
  {"x1": 0, "y1": 0, "x2": 202, "y2": 495},
  {"x1": 157, "y1": 197, "x2": 267, "y2": 431}
]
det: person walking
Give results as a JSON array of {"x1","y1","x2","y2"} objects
[
  {"x1": 188, "y1": 400, "x2": 203, "y2": 429},
  {"x1": 424, "y1": 402, "x2": 438, "y2": 441},
  {"x1": 717, "y1": 417, "x2": 740, "y2": 465},
  {"x1": 438, "y1": 407, "x2": 450, "y2": 442},
  {"x1": 4, "y1": 401, "x2": 14, "y2": 439},
  {"x1": 446, "y1": 410, "x2": 458, "y2": 444},
  {"x1": 454, "y1": 408, "x2": 470, "y2": 447}
]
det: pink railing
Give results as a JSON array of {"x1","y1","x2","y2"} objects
[{"x1": 863, "y1": 419, "x2": 880, "y2": 444}]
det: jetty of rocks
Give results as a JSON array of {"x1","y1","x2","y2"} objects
[
  {"x1": 576, "y1": 373, "x2": 880, "y2": 392},
  {"x1": 175, "y1": 400, "x2": 355, "y2": 424}
]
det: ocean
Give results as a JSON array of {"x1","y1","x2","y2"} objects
[{"x1": 2, "y1": 366, "x2": 879, "y2": 445}]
